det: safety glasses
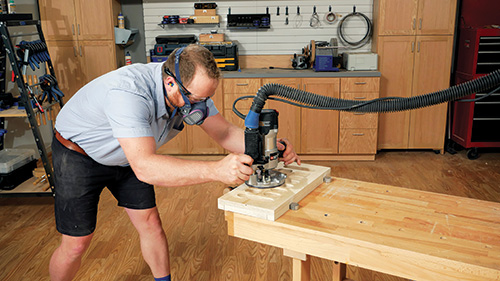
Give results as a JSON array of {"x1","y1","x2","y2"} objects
[{"x1": 164, "y1": 68, "x2": 210, "y2": 103}]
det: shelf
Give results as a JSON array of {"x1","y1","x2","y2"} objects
[
  {"x1": 158, "y1": 23, "x2": 220, "y2": 28},
  {"x1": 0, "y1": 102, "x2": 61, "y2": 118},
  {"x1": 0, "y1": 106, "x2": 27, "y2": 117},
  {"x1": 0, "y1": 176, "x2": 52, "y2": 197}
]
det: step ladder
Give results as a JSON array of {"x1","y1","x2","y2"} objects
[{"x1": 0, "y1": 14, "x2": 64, "y2": 196}]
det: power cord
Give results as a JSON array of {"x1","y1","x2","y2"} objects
[{"x1": 337, "y1": 6, "x2": 373, "y2": 49}]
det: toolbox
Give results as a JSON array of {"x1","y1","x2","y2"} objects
[
  {"x1": 194, "y1": 9, "x2": 217, "y2": 16},
  {"x1": 152, "y1": 42, "x2": 239, "y2": 71},
  {"x1": 199, "y1": 33, "x2": 224, "y2": 42},
  {"x1": 200, "y1": 42, "x2": 239, "y2": 71},
  {"x1": 189, "y1": 15, "x2": 220, "y2": 24},
  {"x1": 0, "y1": 149, "x2": 37, "y2": 190},
  {"x1": 151, "y1": 35, "x2": 197, "y2": 58}
]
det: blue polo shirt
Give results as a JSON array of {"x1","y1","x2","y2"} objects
[{"x1": 55, "y1": 63, "x2": 219, "y2": 166}]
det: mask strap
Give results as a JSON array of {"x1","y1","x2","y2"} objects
[{"x1": 174, "y1": 47, "x2": 191, "y2": 108}]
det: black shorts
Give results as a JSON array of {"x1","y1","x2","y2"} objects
[{"x1": 52, "y1": 136, "x2": 156, "y2": 237}]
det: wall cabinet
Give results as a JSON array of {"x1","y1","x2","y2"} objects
[
  {"x1": 374, "y1": 0, "x2": 457, "y2": 36},
  {"x1": 373, "y1": 0, "x2": 457, "y2": 152},
  {"x1": 376, "y1": 36, "x2": 453, "y2": 150},
  {"x1": 39, "y1": 0, "x2": 123, "y2": 101},
  {"x1": 39, "y1": 0, "x2": 117, "y2": 41}
]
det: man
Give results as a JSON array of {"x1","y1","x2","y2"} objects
[{"x1": 49, "y1": 44, "x2": 300, "y2": 281}]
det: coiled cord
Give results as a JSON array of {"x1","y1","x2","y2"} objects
[
  {"x1": 337, "y1": 6, "x2": 373, "y2": 49},
  {"x1": 234, "y1": 69, "x2": 500, "y2": 121}
]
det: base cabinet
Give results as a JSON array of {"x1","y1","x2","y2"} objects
[{"x1": 158, "y1": 76, "x2": 380, "y2": 160}]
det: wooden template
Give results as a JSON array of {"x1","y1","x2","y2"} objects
[{"x1": 218, "y1": 163, "x2": 331, "y2": 221}]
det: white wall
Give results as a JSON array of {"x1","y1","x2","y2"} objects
[{"x1": 143, "y1": 0, "x2": 373, "y2": 56}]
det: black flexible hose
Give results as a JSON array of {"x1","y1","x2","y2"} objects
[{"x1": 235, "y1": 69, "x2": 500, "y2": 122}]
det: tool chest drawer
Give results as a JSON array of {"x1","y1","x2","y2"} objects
[
  {"x1": 341, "y1": 77, "x2": 380, "y2": 93},
  {"x1": 340, "y1": 112, "x2": 378, "y2": 129},
  {"x1": 339, "y1": 128, "x2": 378, "y2": 154}
]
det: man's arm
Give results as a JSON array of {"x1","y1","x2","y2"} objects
[
  {"x1": 201, "y1": 113, "x2": 301, "y2": 165},
  {"x1": 200, "y1": 113, "x2": 245, "y2": 153},
  {"x1": 118, "y1": 136, "x2": 254, "y2": 187}
]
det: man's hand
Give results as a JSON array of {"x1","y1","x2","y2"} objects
[
  {"x1": 215, "y1": 153, "x2": 254, "y2": 186},
  {"x1": 277, "y1": 138, "x2": 301, "y2": 166}
]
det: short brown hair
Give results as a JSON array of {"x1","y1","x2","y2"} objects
[{"x1": 162, "y1": 44, "x2": 220, "y2": 86}]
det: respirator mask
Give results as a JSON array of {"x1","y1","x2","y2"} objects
[{"x1": 164, "y1": 47, "x2": 210, "y2": 125}]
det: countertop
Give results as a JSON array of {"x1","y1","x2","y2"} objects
[{"x1": 222, "y1": 68, "x2": 381, "y2": 78}]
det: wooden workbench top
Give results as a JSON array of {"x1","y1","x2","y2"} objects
[{"x1": 227, "y1": 177, "x2": 500, "y2": 281}]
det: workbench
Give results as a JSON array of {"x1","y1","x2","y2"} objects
[{"x1": 224, "y1": 177, "x2": 500, "y2": 281}]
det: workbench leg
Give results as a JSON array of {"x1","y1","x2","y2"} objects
[
  {"x1": 284, "y1": 249, "x2": 310, "y2": 281},
  {"x1": 332, "y1": 261, "x2": 346, "y2": 281},
  {"x1": 292, "y1": 257, "x2": 310, "y2": 281}
]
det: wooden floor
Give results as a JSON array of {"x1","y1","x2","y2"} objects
[{"x1": 1, "y1": 149, "x2": 499, "y2": 281}]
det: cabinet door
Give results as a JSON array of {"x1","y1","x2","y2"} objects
[
  {"x1": 417, "y1": 0, "x2": 457, "y2": 35},
  {"x1": 301, "y1": 78, "x2": 340, "y2": 154},
  {"x1": 375, "y1": 0, "x2": 418, "y2": 35},
  {"x1": 79, "y1": 41, "x2": 117, "y2": 83},
  {"x1": 376, "y1": 36, "x2": 415, "y2": 149},
  {"x1": 75, "y1": 0, "x2": 115, "y2": 40},
  {"x1": 263, "y1": 78, "x2": 301, "y2": 151},
  {"x1": 187, "y1": 82, "x2": 224, "y2": 154},
  {"x1": 46, "y1": 40, "x2": 84, "y2": 102},
  {"x1": 409, "y1": 36, "x2": 453, "y2": 150},
  {"x1": 39, "y1": 0, "x2": 77, "y2": 41}
]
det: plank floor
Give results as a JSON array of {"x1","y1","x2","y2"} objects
[{"x1": 1, "y1": 149, "x2": 499, "y2": 281}]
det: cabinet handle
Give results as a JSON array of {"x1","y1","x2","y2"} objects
[
  {"x1": 354, "y1": 82, "x2": 367, "y2": 85},
  {"x1": 79, "y1": 46, "x2": 82, "y2": 57},
  {"x1": 352, "y1": 133, "x2": 365, "y2": 136},
  {"x1": 419, "y1": 18, "x2": 422, "y2": 30},
  {"x1": 354, "y1": 96, "x2": 366, "y2": 100},
  {"x1": 236, "y1": 83, "x2": 248, "y2": 86},
  {"x1": 72, "y1": 24, "x2": 75, "y2": 35},
  {"x1": 73, "y1": 46, "x2": 77, "y2": 57},
  {"x1": 77, "y1": 24, "x2": 80, "y2": 35},
  {"x1": 417, "y1": 41, "x2": 420, "y2": 53},
  {"x1": 353, "y1": 112, "x2": 365, "y2": 115},
  {"x1": 411, "y1": 41, "x2": 415, "y2": 53},
  {"x1": 412, "y1": 18, "x2": 416, "y2": 30}
]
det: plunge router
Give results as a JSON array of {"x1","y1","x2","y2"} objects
[{"x1": 244, "y1": 109, "x2": 287, "y2": 188}]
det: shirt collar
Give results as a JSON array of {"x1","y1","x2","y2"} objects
[{"x1": 154, "y1": 63, "x2": 169, "y2": 119}]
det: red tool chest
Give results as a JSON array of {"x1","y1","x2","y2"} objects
[{"x1": 451, "y1": 28, "x2": 500, "y2": 159}]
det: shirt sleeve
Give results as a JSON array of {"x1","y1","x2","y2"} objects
[
  {"x1": 104, "y1": 89, "x2": 154, "y2": 138},
  {"x1": 206, "y1": 97, "x2": 219, "y2": 117}
]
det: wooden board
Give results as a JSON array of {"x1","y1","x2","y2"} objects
[{"x1": 218, "y1": 163, "x2": 331, "y2": 221}]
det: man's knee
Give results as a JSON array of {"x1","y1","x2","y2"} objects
[{"x1": 60, "y1": 235, "x2": 93, "y2": 259}]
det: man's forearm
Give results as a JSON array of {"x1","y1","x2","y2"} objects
[{"x1": 133, "y1": 153, "x2": 218, "y2": 187}]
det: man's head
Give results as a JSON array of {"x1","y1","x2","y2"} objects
[{"x1": 162, "y1": 44, "x2": 220, "y2": 107}]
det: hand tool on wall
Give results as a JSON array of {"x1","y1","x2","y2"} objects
[
  {"x1": 232, "y1": 69, "x2": 500, "y2": 189},
  {"x1": 285, "y1": 6, "x2": 288, "y2": 25},
  {"x1": 325, "y1": 5, "x2": 337, "y2": 24},
  {"x1": 310, "y1": 6, "x2": 320, "y2": 28},
  {"x1": 294, "y1": 6, "x2": 302, "y2": 28}
]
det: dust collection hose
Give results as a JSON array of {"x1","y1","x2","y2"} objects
[{"x1": 235, "y1": 69, "x2": 500, "y2": 129}]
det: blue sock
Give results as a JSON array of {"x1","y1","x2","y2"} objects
[{"x1": 154, "y1": 275, "x2": 170, "y2": 281}]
